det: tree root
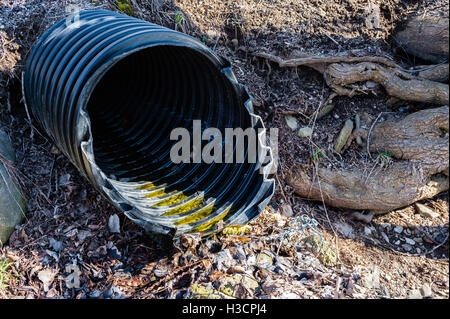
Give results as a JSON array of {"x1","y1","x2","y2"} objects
[
  {"x1": 286, "y1": 107, "x2": 449, "y2": 212},
  {"x1": 325, "y1": 62, "x2": 448, "y2": 105},
  {"x1": 255, "y1": 52, "x2": 449, "y2": 105}
]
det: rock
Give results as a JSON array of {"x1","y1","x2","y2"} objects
[
  {"x1": 335, "y1": 221, "x2": 355, "y2": 239},
  {"x1": 297, "y1": 126, "x2": 313, "y2": 138},
  {"x1": 0, "y1": 129, "x2": 26, "y2": 244},
  {"x1": 285, "y1": 115, "x2": 298, "y2": 130},
  {"x1": 408, "y1": 289, "x2": 423, "y2": 299},
  {"x1": 317, "y1": 104, "x2": 334, "y2": 120},
  {"x1": 88, "y1": 290, "x2": 102, "y2": 299},
  {"x1": 334, "y1": 120, "x2": 353, "y2": 153},
  {"x1": 420, "y1": 284, "x2": 432, "y2": 298},
  {"x1": 393, "y1": 225, "x2": 403, "y2": 234},
  {"x1": 404, "y1": 237, "x2": 415, "y2": 245},
  {"x1": 402, "y1": 244, "x2": 413, "y2": 252},
  {"x1": 104, "y1": 286, "x2": 123, "y2": 299},
  {"x1": 415, "y1": 203, "x2": 440, "y2": 218},
  {"x1": 108, "y1": 214, "x2": 120, "y2": 233}
]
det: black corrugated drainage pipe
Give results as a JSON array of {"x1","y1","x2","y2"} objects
[{"x1": 24, "y1": 9, "x2": 274, "y2": 237}]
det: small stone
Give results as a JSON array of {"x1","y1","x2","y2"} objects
[
  {"x1": 408, "y1": 289, "x2": 422, "y2": 299},
  {"x1": 377, "y1": 285, "x2": 390, "y2": 298},
  {"x1": 108, "y1": 214, "x2": 120, "y2": 233},
  {"x1": 393, "y1": 226, "x2": 403, "y2": 234},
  {"x1": 0, "y1": 129, "x2": 26, "y2": 244},
  {"x1": 104, "y1": 286, "x2": 123, "y2": 299},
  {"x1": 394, "y1": 240, "x2": 400, "y2": 245},
  {"x1": 317, "y1": 104, "x2": 334, "y2": 120},
  {"x1": 420, "y1": 284, "x2": 432, "y2": 298},
  {"x1": 334, "y1": 119, "x2": 354, "y2": 153},
  {"x1": 88, "y1": 290, "x2": 102, "y2": 299},
  {"x1": 415, "y1": 203, "x2": 440, "y2": 218},
  {"x1": 285, "y1": 116, "x2": 298, "y2": 130},
  {"x1": 297, "y1": 126, "x2": 313, "y2": 138},
  {"x1": 364, "y1": 226, "x2": 372, "y2": 236},
  {"x1": 402, "y1": 244, "x2": 412, "y2": 251},
  {"x1": 404, "y1": 237, "x2": 415, "y2": 245}
]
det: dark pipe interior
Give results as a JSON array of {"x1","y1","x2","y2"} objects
[{"x1": 86, "y1": 45, "x2": 261, "y2": 223}]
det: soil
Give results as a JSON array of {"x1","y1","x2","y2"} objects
[{"x1": 0, "y1": 0, "x2": 448, "y2": 299}]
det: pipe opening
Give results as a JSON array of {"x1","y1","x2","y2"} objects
[{"x1": 85, "y1": 45, "x2": 263, "y2": 232}]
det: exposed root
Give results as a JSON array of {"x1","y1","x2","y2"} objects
[
  {"x1": 287, "y1": 107, "x2": 449, "y2": 212},
  {"x1": 325, "y1": 62, "x2": 448, "y2": 105},
  {"x1": 255, "y1": 52, "x2": 449, "y2": 105}
]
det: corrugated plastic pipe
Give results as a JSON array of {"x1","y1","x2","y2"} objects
[{"x1": 24, "y1": 9, "x2": 275, "y2": 237}]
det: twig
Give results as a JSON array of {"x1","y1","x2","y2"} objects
[
  {"x1": 213, "y1": 35, "x2": 220, "y2": 51},
  {"x1": 21, "y1": 72, "x2": 34, "y2": 139},
  {"x1": 366, "y1": 112, "x2": 383, "y2": 159},
  {"x1": 423, "y1": 232, "x2": 449, "y2": 256},
  {"x1": 315, "y1": 162, "x2": 340, "y2": 263}
]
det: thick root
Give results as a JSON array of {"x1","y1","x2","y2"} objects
[
  {"x1": 287, "y1": 107, "x2": 449, "y2": 212},
  {"x1": 394, "y1": 11, "x2": 449, "y2": 63},
  {"x1": 256, "y1": 52, "x2": 449, "y2": 105},
  {"x1": 325, "y1": 62, "x2": 449, "y2": 105},
  {"x1": 287, "y1": 163, "x2": 448, "y2": 212}
]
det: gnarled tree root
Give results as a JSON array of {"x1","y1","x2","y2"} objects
[
  {"x1": 325, "y1": 62, "x2": 449, "y2": 105},
  {"x1": 255, "y1": 52, "x2": 449, "y2": 105},
  {"x1": 287, "y1": 107, "x2": 449, "y2": 213}
]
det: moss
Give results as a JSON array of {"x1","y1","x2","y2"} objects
[
  {"x1": 116, "y1": 0, "x2": 134, "y2": 17},
  {"x1": 189, "y1": 284, "x2": 224, "y2": 299},
  {"x1": 222, "y1": 224, "x2": 251, "y2": 235},
  {"x1": 303, "y1": 235, "x2": 339, "y2": 267}
]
